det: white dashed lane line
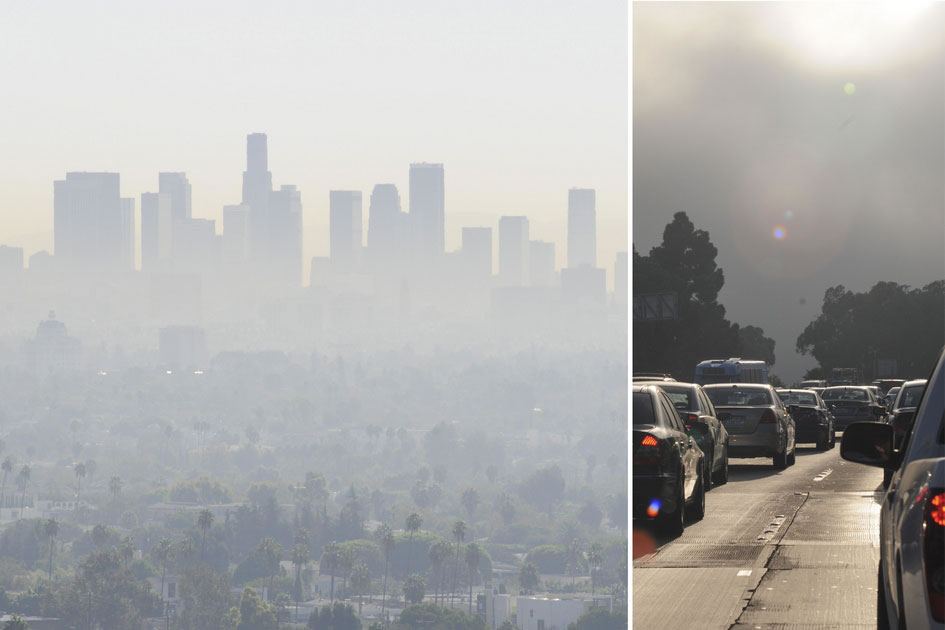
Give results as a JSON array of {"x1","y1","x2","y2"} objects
[{"x1": 813, "y1": 468, "x2": 833, "y2": 482}]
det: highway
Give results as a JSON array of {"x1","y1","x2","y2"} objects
[{"x1": 632, "y1": 439, "x2": 883, "y2": 629}]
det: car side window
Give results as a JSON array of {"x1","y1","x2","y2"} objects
[
  {"x1": 659, "y1": 393, "x2": 684, "y2": 433},
  {"x1": 699, "y1": 389, "x2": 716, "y2": 418}
]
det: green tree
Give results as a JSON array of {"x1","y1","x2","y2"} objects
[
  {"x1": 2, "y1": 615, "x2": 29, "y2": 630},
  {"x1": 587, "y1": 543, "x2": 604, "y2": 595},
  {"x1": 178, "y1": 564, "x2": 232, "y2": 630},
  {"x1": 61, "y1": 549, "x2": 160, "y2": 628},
  {"x1": 519, "y1": 562, "x2": 540, "y2": 594},
  {"x1": 404, "y1": 512, "x2": 422, "y2": 577},
  {"x1": 403, "y1": 573, "x2": 425, "y2": 606},
  {"x1": 236, "y1": 586, "x2": 278, "y2": 630},
  {"x1": 464, "y1": 542, "x2": 481, "y2": 615},
  {"x1": 73, "y1": 461, "x2": 86, "y2": 506},
  {"x1": 565, "y1": 538, "x2": 584, "y2": 589},
  {"x1": 428, "y1": 538, "x2": 452, "y2": 607},
  {"x1": 197, "y1": 509, "x2": 214, "y2": 562},
  {"x1": 307, "y1": 602, "x2": 360, "y2": 630},
  {"x1": 91, "y1": 523, "x2": 110, "y2": 549},
  {"x1": 292, "y1": 542, "x2": 311, "y2": 619},
  {"x1": 0, "y1": 456, "x2": 13, "y2": 509},
  {"x1": 151, "y1": 538, "x2": 174, "y2": 607},
  {"x1": 108, "y1": 475, "x2": 122, "y2": 501},
  {"x1": 461, "y1": 488, "x2": 480, "y2": 521},
  {"x1": 518, "y1": 466, "x2": 566, "y2": 518},
  {"x1": 259, "y1": 537, "x2": 283, "y2": 601},
  {"x1": 349, "y1": 561, "x2": 370, "y2": 618},
  {"x1": 16, "y1": 465, "x2": 30, "y2": 508},
  {"x1": 566, "y1": 608, "x2": 628, "y2": 630},
  {"x1": 449, "y1": 520, "x2": 467, "y2": 609},
  {"x1": 43, "y1": 518, "x2": 58, "y2": 580},
  {"x1": 375, "y1": 523, "x2": 395, "y2": 622},
  {"x1": 321, "y1": 542, "x2": 340, "y2": 603}
]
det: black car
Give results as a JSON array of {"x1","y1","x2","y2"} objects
[
  {"x1": 776, "y1": 388, "x2": 835, "y2": 450},
  {"x1": 640, "y1": 380, "x2": 730, "y2": 488},
  {"x1": 820, "y1": 386, "x2": 886, "y2": 429},
  {"x1": 633, "y1": 384, "x2": 706, "y2": 536}
]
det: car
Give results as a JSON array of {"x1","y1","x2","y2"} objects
[
  {"x1": 866, "y1": 386, "x2": 888, "y2": 413},
  {"x1": 632, "y1": 384, "x2": 706, "y2": 536},
  {"x1": 776, "y1": 388, "x2": 836, "y2": 450},
  {"x1": 871, "y1": 378, "x2": 906, "y2": 396},
  {"x1": 639, "y1": 380, "x2": 730, "y2": 488},
  {"x1": 884, "y1": 386, "x2": 900, "y2": 410},
  {"x1": 887, "y1": 379, "x2": 928, "y2": 450},
  {"x1": 703, "y1": 383, "x2": 796, "y2": 469},
  {"x1": 798, "y1": 379, "x2": 827, "y2": 388},
  {"x1": 806, "y1": 386, "x2": 827, "y2": 398},
  {"x1": 632, "y1": 372, "x2": 677, "y2": 382},
  {"x1": 820, "y1": 386, "x2": 886, "y2": 429},
  {"x1": 840, "y1": 347, "x2": 943, "y2": 629}
]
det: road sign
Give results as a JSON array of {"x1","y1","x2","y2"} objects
[{"x1": 633, "y1": 292, "x2": 678, "y2": 321}]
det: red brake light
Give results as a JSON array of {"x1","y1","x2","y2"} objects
[
  {"x1": 760, "y1": 409, "x2": 776, "y2": 423},
  {"x1": 931, "y1": 492, "x2": 945, "y2": 527},
  {"x1": 641, "y1": 435, "x2": 658, "y2": 447}
]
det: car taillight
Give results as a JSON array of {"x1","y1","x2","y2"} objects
[
  {"x1": 924, "y1": 489, "x2": 945, "y2": 622},
  {"x1": 641, "y1": 435, "x2": 658, "y2": 447},
  {"x1": 760, "y1": 409, "x2": 777, "y2": 423},
  {"x1": 685, "y1": 413, "x2": 699, "y2": 430},
  {"x1": 635, "y1": 434, "x2": 663, "y2": 468}
]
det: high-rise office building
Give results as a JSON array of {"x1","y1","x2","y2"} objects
[
  {"x1": 528, "y1": 240, "x2": 556, "y2": 287},
  {"x1": 409, "y1": 163, "x2": 445, "y2": 262},
  {"x1": 330, "y1": 191, "x2": 363, "y2": 273},
  {"x1": 54, "y1": 172, "x2": 123, "y2": 271},
  {"x1": 141, "y1": 192, "x2": 173, "y2": 271},
  {"x1": 367, "y1": 184, "x2": 404, "y2": 269},
  {"x1": 498, "y1": 216, "x2": 529, "y2": 287},
  {"x1": 268, "y1": 184, "x2": 303, "y2": 287},
  {"x1": 158, "y1": 172, "x2": 192, "y2": 223},
  {"x1": 567, "y1": 188, "x2": 596, "y2": 268},
  {"x1": 0, "y1": 245, "x2": 24, "y2": 275},
  {"x1": 120, "y1": 197, "x2": 135, "y2": 270},
  {"x1": 242, "y1": 133, "x2": 274, "y2": 263},
  {"x1": 222, "y1": 204, "x2": 250, "y2": 265}
]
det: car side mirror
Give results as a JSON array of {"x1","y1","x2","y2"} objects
[{"x1": 840, "y1": 422, "x2": 899, "y2": 469}]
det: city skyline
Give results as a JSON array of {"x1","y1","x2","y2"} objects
[{"x1": 0, "y1": 1, "x2": 628, "y2": 288}]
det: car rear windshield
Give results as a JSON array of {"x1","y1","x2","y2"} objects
[
  {"x1": 822, "y1": 388, "x2": 868, "y2": 401},
  {"x1": 705, "y1": 388, "x2": 771, "y2": 406},
  {"x1": 778, "y1": 391, "x2": 816, "y2": 405},
  {"x1": 633, "y1": 392, "x2": 656, "y2": 425},
  {"x1": 898, "y1": 384, "x2": 925, "y2": 409},
  {"x1": 657, "y1": 385, "x2": 695, "y2": 411}
]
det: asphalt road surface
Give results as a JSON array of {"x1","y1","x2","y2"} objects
[{"x1": 632, "y1": 438, "x2": 883, "y2": 629}]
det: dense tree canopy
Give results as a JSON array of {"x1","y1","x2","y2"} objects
[
  {"x1": 797, "y1": 280, "x2": 944, "y2": 380},
  {"x1": 633, "y1": 212, "x2": 776, "y2": 379}
]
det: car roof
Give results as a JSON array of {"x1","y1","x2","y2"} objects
[
  {"x1": 703, "y1": 382, "x2": 770, "y2": 389},
  {"x1": 901, "y1": 379, "x2": 928, "y2": 388}
]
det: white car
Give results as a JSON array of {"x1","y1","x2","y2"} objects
[{"x1": 841, "y1": 347, "x2": 944, "y2": 629}]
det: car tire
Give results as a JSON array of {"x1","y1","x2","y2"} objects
[
  {"x1": 686, "y1": 475, "x2": 705, "y2": 522},
  {"x1": 713, "y1": 450, "x2": 729, "y2": 485},
  {"x1": 787, "y1": 444, "x2": 796, "y2": 466},
  {"x1": 773, "y1": 436, "x2": 788, "y2": 469},
  {"x1": 829, "y1": 430, "x2": 836, "y2": 449},
  {"x1": 882, "y1": 468, "x2": 893, "y2": 490},
  {"x1": 816, "y1": 435, "x2": 828, "y2": 451},
  {"x1": 877, "y1": 562, "x2": 890, "y2": 630}
]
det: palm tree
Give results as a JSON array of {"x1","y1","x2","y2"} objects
[
  {"x1": 197, "y1": 509, "x2": 214, "y2": 562},
  {"x1": 84, "y1": 458, "x2": 97, "y2": 484},
  {"x1": 17, "y1": 465, "x2": 30, "y2": 508},
  {"x1": 587, "y1": 543, "x2": 604, "y2": 595},
  {"x1": 339, "y1": 545, "x2": 354, "y2": 594},
  {"x1": 44, "y1": 518, "x2": 59, "y2": 580},
  {"x1": 260, "y1": 537, "x2": 282, "y2": 600},
  {"x1": 151, "y1": 538, "x2": 174, "y2": 604},
  {"x1": 449, "y1": 520, "x2": 466, "y2": 609},
  {"x1": 350, "y1": 562, "x2": 371, "y2": 618},
  {"x1": 464, "y1": 542, "x2": 481, "y2": 615},
  {"x1": 73, "y1": 462, "x2": 86, "y2": 506},
  {"x1": 108, "y1": 475, "x2": 122, "y2": 501},
  {"x1": 0, "y1": 456, "x2": 13, "y2": 509},
  {"x1": 291, "y1": 542, "x2": 310, "y2": 620},
  {"x1": 320, "y1": 541, "x2": 340, "y2": 603},
  {"x1": 461, "y1": 488, "x2": 480, "y2": 522},
  {"x1": 91, "y1": 523, "x2": 110, "y2": 549},
  {"x1": 565, "y1": 538, "x2": 583, "y2": 590},
  {"x1": 119, "y1": 535, "x2": 135, "y2": 569},
  {"x1": 404, "y1": 512, "x2": 422, "y2": 577},
  {"x1": 428, "y1": 539, "x2": 451, "y2": 607},
  {"x1": 376, "y1": 524, "x2": 395, "y2": 623},
  {"x1": 519, "y1": 562, "x2": 540, "y2": 595}
]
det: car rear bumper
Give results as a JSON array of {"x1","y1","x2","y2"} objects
[
  {"x1": 727, "y1": 425, "x2": 782, "y2": 458},
  {"x1": 632, "y1": 472, "x2": 681, "y2": 519}
]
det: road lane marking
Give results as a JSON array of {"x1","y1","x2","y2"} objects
[
  {"x1": 737, "y1": 570, "x2": 752, "y2": 577},
  {"x1": 813, "y1": 468, "x2": 833, "y2": 481}
]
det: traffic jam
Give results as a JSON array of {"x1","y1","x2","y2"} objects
[{"x1": 632, "y1": 352, "x2": 943, "y2": 629}]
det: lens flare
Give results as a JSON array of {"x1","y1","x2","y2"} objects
[
  {"x1": 773, "y1": 226, "x2": 786, "y2": 240},
  {"x1": 844, "y1": 82, "x2": 856, "y2": 95},
  {"x1": 646, "y1": 499, "x2": 661, "y2": 517}
]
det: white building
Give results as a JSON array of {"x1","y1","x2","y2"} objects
[{"x1": 485, "y1": 592, "x2": 612, "y2": 630}]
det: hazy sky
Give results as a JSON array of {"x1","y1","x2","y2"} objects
[
  {"x1": 633, "y1": 2, "x2": 945, "y2": 383},
  {"x1": 0, "y1": 0, "x2": 628, "y2": 282}
]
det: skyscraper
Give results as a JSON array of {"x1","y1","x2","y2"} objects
[
  {"x1": 330, "y1": 190, "x2": 363, "y2": 273},
  {"x1": 498, "y1": 216, "x2": 529, "y2": 287},
  {"x1": 367, "y1": 184, "x2": 404, "y2": 270},
  {"x1": 241, "y1": 133, "x2": 274, "y2": 263},
  {"x1": 409, "y1": 163, "x2": 445, "y2": 262},
  {"x1": 54, "y1": 172, "x2": 123, "y2": 271},
  {"x1": 222, "y1": 204, "x2": 250, "y2": 266},
  {"x1": 158, "y1": 172, "x2": 192, "y2": 223},
  {"x1": 141, "y1": 192, "x2": 173, "y2": 271},
  {"x1": 614, "y1": 251, "x2": 628, "y2": 305},
  {"x1": 567, "y1": 188, "x2": 596, "y2": 268},
  {"x1": 120, "y1": 197, "x2": 135, "y2": 271},
  {"x1": 461, "y1": 227, "x2": 493, "y2": 281}
]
